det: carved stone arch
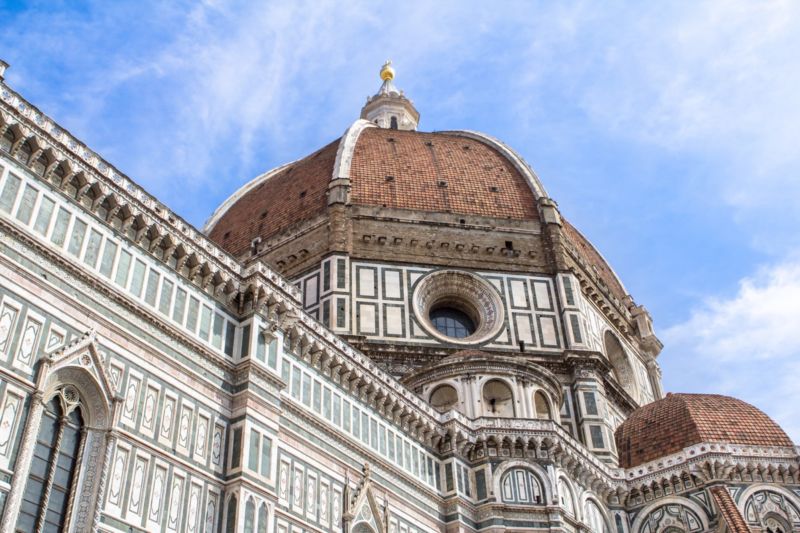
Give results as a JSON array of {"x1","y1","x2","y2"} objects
[
  {"x1": 30, "y1": 146, "x2": 53, "y2": 176},
  {"x1": 426, "y1": 379, "x2": 461, "y2": 412},
  {"x1": 479, "y1": 376, "x2": 515, "y2": 417},
  {"x1": 738, "y1": 485, "x2": 800, "y2": 530},
  {"x1": 44, "y1": 331, "x2": 119, "y2": 417},
  {"x1": 630, "y1": 497, "x2": 710, "y2": 533},
  {"x1": 11, "y1": 136, "x2": 36, "y2": 165},
  {"x1": 352, "y1": 523, "x2": 377, "y2": 533},
  {"x1": 0, "y1": 330, "x2": 121, "y2": 533},
  {"x1": 580, "y1": 492, "x2": 613, "y2": 533},
  {"x1": 556, "y1": 473, "x2": 577, "y2": 517},
  {"x1": 345, "y1": 478, "x2": 386, "y2": 533},
  {"x1": 491, "y1": 459, "x2": 554, "y2": 505}
]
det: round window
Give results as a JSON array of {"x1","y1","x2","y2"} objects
[
  {"x1": 429, "y1": 307, "x2": 476, "y2": 338},
  {"x1": 412, "y1": 270, "x2": 505, "y2": 345}
]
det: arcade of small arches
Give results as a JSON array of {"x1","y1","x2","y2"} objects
[
  {"x1": 407, "y1": 325, "x2": 647, "y2": 420},
  {"x1": 427, "y1": 379, "x2": 554, "y2": 420}
]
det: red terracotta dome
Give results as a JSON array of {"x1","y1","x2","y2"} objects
[
  {"x1": 206, "y1": 139, "x2": 340, "y2": 257},
  {"x1": 615, "y1": 393, "x2": 794, "y2": 469},
  {"x1": 205, "y1": 126, "x2": 541, "y2": 254},
  {"x1": 348, "y1": 128, "x2": 538, "y2": 220},
  {"x1": 204, "y1": 119, "x2": 629, "y2": 302}
]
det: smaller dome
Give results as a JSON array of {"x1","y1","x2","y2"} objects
[{"x1": 615, "y1": 393, "x2": 793, "y2": 468}]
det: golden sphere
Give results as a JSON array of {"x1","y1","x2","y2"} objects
[{"x1": 380, "y1": 60, "x2": 395, "y2": 81}]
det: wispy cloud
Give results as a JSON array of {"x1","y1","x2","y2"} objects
[
  {"x1": 663, "y1": 254, "x2": 800, "y2": 441},
  {"x1": 2, "y1": 1, "x2": 799, "y2": 439},
  {"x1": 556, "y1": 1, "x2": 800, "y2": 246}
]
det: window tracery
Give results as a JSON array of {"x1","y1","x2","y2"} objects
[
  {"x1": 16, "y1": 386, "x2": 84, "y2": 533},
  {"x1": 743, "y1": 489, "x2": 800, "y2": 531},
  {"x1": 499, "y1": 468, "x2": 543, "y2": 504}
]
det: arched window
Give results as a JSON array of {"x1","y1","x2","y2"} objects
[
  {"x1": 390, "y1": 116, "x2": 398, "y2": 129},
  {"x1": 534, "y1": 391, "x2": 552, "y2": 419},
  {"x1": 499, "y1": 468, "x2": 544, "y2": 504},
  {"x1": 558, "y1": 478, "x2": 575, "y2": 516},
  {"x1": 16, "y1": 388, "x2": 84, "y2": 533},
  {"x1": 258, "y1": 503, "x2": 268, "y2": 533},
  {"x1": 636, "y1": 503, "x2": 705, "y2": 533},
  {"x1": 225, "y1": 495, "x2": 238, "y2": 533},
  {"x1": 584, "y1": 500, "x2": 609, "y2": 533},
  {"x1": 744, "y1": 490, "x2": 798, "y2": 532},
  {"x1": 244, "y1": 497, "x2": 256, "y2": 533},
  {"x1": 482, "y1": 380, "x2": 514, "y2": 417},
  {"x1": 429, "y1": 384, "x2": 459, "y2": 412}
]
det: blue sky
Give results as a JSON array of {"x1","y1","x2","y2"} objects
[{"x1": 2, "y1": 1, "x2": 799, "y2": 440}]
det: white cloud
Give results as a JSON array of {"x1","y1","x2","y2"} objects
[
  {"x1": 568, "y1": 1, "x2": 800, "y2": 223},
  {"x1": 663, "y1": 254, "x2": 800, "y2": 442}
]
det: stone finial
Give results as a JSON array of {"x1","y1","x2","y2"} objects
[{"x1": 0, "y1": 60, "x2": 8, "y2": 80}]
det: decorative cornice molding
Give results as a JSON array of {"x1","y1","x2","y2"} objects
[{"x1": 0, "y1": 81, "x2": 300, "y2": 305}]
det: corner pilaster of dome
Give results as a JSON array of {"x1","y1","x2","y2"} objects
[
  {"x1": 327, "y1": 177, "x2": 351, "y2": 206},
  {"x1": 537, "y1": 197, "x2": 562, "y2": 226},
  {"x1": 631, "y1": 305, "x2": 663, "y2": 358},
  {"x1": 564, "y1": 350, "x2": 611, "y2": 380}
]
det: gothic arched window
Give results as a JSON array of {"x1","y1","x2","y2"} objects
[
  {"x1": 244, "y1": 497, "x2": 256, "y2": 533},
  {"x1": 258, "y1": 503, "x2": 268, "y2": 533},
  {"x1": 584, "y1": 499, "x2": 609, "y2": 533},
  {"x1": 16, "y1": 388, "x2": 84, "y2": 533},
  {"x1": 499, "y1": 468, "x2": 544, "y2": 504},
  {"x1": 225, "y1": 495, "x2": 238, "y2": 533},
  {"x1": 558, "y1": 477, "x2": 575, "y2": 515}
]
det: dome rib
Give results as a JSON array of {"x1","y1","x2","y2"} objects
[{"x1": 438, "y1": 129, "x2": 548, "y2": 199}]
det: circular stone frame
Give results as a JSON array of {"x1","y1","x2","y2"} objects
[{"x1": 412, "y1": 270, "x2": 505, "y2": 346}]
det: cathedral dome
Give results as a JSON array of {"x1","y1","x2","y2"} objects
[
  {"x1": 615, "y1": 393, "x2": 794, "y2": 469},
  {"x1": 203, "y1": 64, "x2": 630, "y2": 304},
  {"x1": 205, "y1": 126, "x2": 542, "y2": 256}
]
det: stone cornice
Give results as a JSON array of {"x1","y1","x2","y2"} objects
[
  {"x1": 440, "y1": 415, "x2": 628, "y2": 501},
  {"x1": 0, "y1": 80, "x2": 300, "y2": 306},
  {"x1": 623, "y1": 442, "x2": 800, "y2": 485},
  {"x1": 0, "y1": 80, "x2": 447, "y2": 446}
]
